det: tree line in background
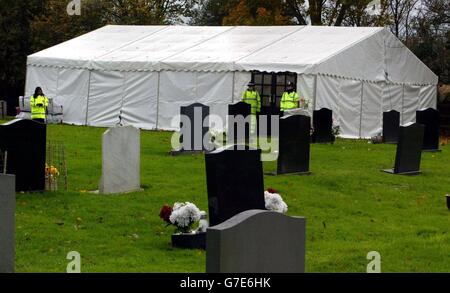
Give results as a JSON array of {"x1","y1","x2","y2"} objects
[{"x1": 0, "y1": 0, "x2": 449, "y2": 112}]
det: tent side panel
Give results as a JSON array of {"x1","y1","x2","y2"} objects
[
  {"x1": 197, "y1": 72, "x2": 233, "y2": 132},
  {"x1": 402, "y1": 84, "x2": 421, "y2": 124},
  {"x1": 87, "y1": 70, "x2": 124, "y2": 127},
  {"x1": 419, "y1": 85, "x2": 437, "y2": 110},
  {"x1": 297, "y1": 74, "x2": 315, "y2": 114},
  {"x1": 361, "y1": 82, "x2": 382, "y2": 138},
  {"x1": 158, "y1": 71, "x2": 197, "y2": 130},
  {"x1": 233, "y1": 71, "x2": 251, "y2": 103},
  {"x1": 56, "y1": 68, "x2": 89, "y2": 125},
  {"x1": 121, "y1": 72, "x2": 158, "y2": 130},
  {"x1": 382, "y1": 83, "x2": 403, "y2": 116},
  {"x1": 25, "y1": 66, "x2": 58, "y2": 98},
  {"x1": 158, "y1": 71, "x2": 233, "y2": 131},
  {"x1": 316, "y1": 75, "x2": 341, "y2": 129},
  {"x1": 337, "y1": 79, "x2": 362, "y2": 138}
]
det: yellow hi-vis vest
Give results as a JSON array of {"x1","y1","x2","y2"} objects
[
  {"x1": 30, "y1": 95, "x2": 49, "y2": 119},
  {"x1": 242, "y1": 90, "x2": 261, "y2": 114},
  {"x1": 280, "y1": 91, "x2": 299, "y2": 111}
]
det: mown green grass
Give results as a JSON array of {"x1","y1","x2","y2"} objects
[{"x1": 9, "y1": 123, "x2": 450, "y2": 272}]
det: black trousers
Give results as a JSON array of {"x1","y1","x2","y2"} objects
[{"x1": 32, "y1": 118, "x2": 45, "y2": 124}]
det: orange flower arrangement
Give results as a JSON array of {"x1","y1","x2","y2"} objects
[{"x1": 45, "y1": 163, "x2": 60, "y2": 178}]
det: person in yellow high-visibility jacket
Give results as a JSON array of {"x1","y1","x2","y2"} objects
[
  {"x1": 242, "y1": 82, "x2": 261, "y2": 133},
  {"x1": 30, "y1": 87, "x2": 49, "y2": 123},
  {"x1": 280, "y1": 82, "x2": 300, "y2": 112}
]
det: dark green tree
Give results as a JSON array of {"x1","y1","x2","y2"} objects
[{"x1": 0, "y1": 0, "x2": 45, "y2": 113}]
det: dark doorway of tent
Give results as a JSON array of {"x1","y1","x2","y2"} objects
[{"x1": 251, "y1": 71, "x2": 297, "y2": 137}]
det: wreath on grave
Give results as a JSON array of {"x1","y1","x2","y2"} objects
[{"x1": 264, "y1": 188, "x2": 288, "y2": 214}]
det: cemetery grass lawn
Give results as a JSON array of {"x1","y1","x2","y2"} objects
[{"x1": 13, "y1": 124, "x2": 450, "y2": 272}]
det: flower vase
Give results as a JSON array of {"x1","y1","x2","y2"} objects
[{"x1": 171, "y1": 231, "x2": 206, "y2": 249}]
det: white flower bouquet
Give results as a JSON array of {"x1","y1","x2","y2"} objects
[
  {"x1": 300, "y1": 97, "x2": 310, "y2": 110},
  {"x1": 332, "y1": 118, "x2": 340, "y2": 136},
  {"x1": 168, "y1": 202, "x2": 202, "y2": 233},
  {"x1": 264, "y1": 190, "x2": 288, "y2": 213}
]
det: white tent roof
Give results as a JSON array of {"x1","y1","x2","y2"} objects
[{"x1": 28, "y1": 25, "x2": 438, "y2": 85}]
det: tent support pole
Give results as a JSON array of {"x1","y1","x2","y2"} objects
[
  {"x1": 24, "y1": 66, "x2": 30, "y2": 97},
  {"x1": 232, "y1": 71, "x2": 236, "y2": 103},
  {"x1": 401, "y1": 84, "x2": 405, "y2": 124},
  {"x1": 119, "y1": 72, "x2": 127, "y2": 125},
  {"x1": 313, "y1": 74, "x2": 318, "y2": 111},
  {"x1": 155, "y1": 71, "x2": 161, "y2": 130},
  {"x1": 85, "y1": 70, "x2": 92, "y2": 126},
  {"x1": 359, "y1": 82, "x2": 364, "y2": 138}
]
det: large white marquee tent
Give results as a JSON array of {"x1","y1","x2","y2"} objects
[{"x1": 26, "y1": 25, "x2": 437, "y2": 138}]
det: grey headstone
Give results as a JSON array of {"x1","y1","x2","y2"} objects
[
  {"x1": 383, "y1": 110, "x2": 400, "y2": 144},
  {"x1": 206, "y1": 210, "x2": 306, "y2": 273},
  {"x1": 205, "y1": 145, "x2": 265, "y2": 226},
  {"x1": 0, "y1": 174, "x2": 15, "y2": 273},
  {"x1": 99, "y1": 126, "x2": 140, "y2": 194}
]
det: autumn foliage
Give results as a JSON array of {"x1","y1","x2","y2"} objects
[{"x1": 223, "y1": 0, "x2": 290, "y2": 25}]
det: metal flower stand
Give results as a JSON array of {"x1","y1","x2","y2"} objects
[{"x1": 45, "y1": 140, "x2": 68, "y2": 191}]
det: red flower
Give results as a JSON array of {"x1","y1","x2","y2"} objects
[
  {"x1": 159, "y1": 204, "x2": 173, "y2": 224},
  {"x1": 267, "y1": 187, "x2": 278, "y2": 194}
]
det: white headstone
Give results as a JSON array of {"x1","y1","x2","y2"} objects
[
  {"x1": 0, "y1": 174, "x2": 15, "y2": 273},
  {"x1": 99, "y1": 126, "x2": 140, "y2": 194}
]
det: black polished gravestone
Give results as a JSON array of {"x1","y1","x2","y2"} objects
[
  {"x1": 311, "y1": 108, "x2": 334, "y2": 143},
  {"x1": 0, "y1": 119, "x2": 46, "y2": 191},
  {"x1": 171, "y1": 103, "x2": 211, "y2": 155},
  {"x1": 383, "y1": 110, "x2": 400, "y2": 144},
  {"x1": 382, "y1": 122, "x2": 424, "y2": 175},
  {"x1": 205, "y1": 145, "x2": 265, "y2": 226},
  {"x1": 271, "y1": 114, "x2": 311, "y2": 175},
  {"x1": 227, "y1": 102, "x2": 251, "y2": 145},
  {"x1": 416, "y1": 108, "x2": 440, "y2": 152}
]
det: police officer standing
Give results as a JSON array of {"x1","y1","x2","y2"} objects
[
  {"x1": 280, "y1": 82, "x2": 300, "y2": 112},
  {"x1": 30, "y1": 87, "x2": 49, "y2": 123},
  {"x1": 242, "y1": 82, "x2": 261, "y2": 133}
]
